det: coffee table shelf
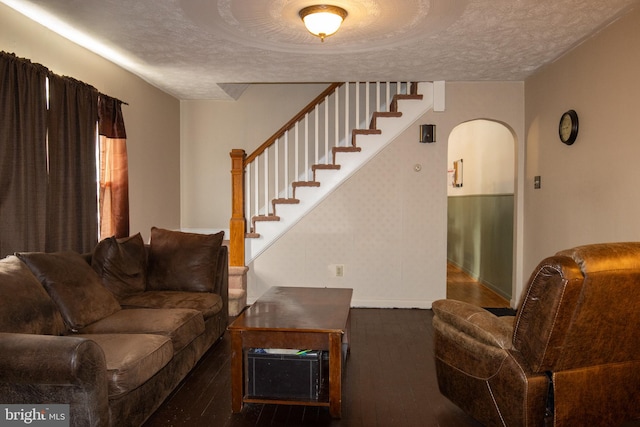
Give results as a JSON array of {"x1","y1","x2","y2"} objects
[{"x1": 228, "y1": 287, "x2": 353, "y2": 418}]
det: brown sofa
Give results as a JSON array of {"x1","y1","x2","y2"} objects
[
  {"x1": 432, "y1": 242, "x2": 640, "y2": 427},
  {"x1": 0, "y1": 228, "x2": 228, "y2": 427}
]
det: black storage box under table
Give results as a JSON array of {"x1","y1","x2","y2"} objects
[{"x1": 245, "y1": 349, "x2": 328, "y2": 400}]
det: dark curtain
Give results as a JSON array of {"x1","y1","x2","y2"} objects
[
  {"x1": 0, "y1": 52, "x2": 49, "y2": 257},
  {"x1": 98, "y1": 95, "x2": 129, "y2": 239},
  {"x1": 46, "y1": 74, "x2": 99, "y2": 253},
  {"x1": 1, "y1": 52, "x2": 128, "y2": 257}
]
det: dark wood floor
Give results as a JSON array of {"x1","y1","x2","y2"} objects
[
  {"x1": 143, "y1": 269, "x2": 504, "y2": 427},
  {"x1": 144, "y1": 309, "x2": 483, "y2": 427}
]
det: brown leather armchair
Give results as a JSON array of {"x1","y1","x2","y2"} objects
[{"x1": 433, "y1": 242, "x2": 640, "y2": 427}]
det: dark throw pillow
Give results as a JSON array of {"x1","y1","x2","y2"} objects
[
  {"x1": 146, "y1": 227, "x2": 224, "y2": 293},
  {"x1": 17, "y1": 251, "x2": 121, "y2": 332},
  {"x1": 92, "y1": 233, "x2": 147, "y2": 299},
  {"x1": 0, "y1": 256, "x2": 66, "y2": 335}
]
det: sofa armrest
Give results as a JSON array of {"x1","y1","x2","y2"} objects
[
  {"x1": 0, "y1": 333, "x2": 109, "y2": 426},
  {"x1": 214, "y1": 245, "x2": 229, "y2": 326},
  {"x1": 432, "y1": 299, "x2": 514, "y2": 349}
]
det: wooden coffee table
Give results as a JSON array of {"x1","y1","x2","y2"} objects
[{"x1": 228, "y1": 286, "x2": 353, "y2": 418}]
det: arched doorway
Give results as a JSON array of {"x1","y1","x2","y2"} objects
[{"x1": 446, "y1": 119, "x2": 515, "y2": 302}]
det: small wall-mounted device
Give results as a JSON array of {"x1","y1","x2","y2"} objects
[
  {"x1": 419, "y1": 124, "x2": 435, "y2": 143},
  {"x1": 534, "y1": 176, "x2": 541, "y2": 189}
]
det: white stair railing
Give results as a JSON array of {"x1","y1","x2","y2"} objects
[{"x1": 245, "y1": 81, "x2": 413, "y2": 231}]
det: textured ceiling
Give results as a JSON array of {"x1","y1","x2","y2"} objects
[{"x1": 3, "y1": 0, "x2": 639, "y2": 99}]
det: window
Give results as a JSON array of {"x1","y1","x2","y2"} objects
[{"x1": 0, "y1": 51, "x2": 128, "y2": 257}]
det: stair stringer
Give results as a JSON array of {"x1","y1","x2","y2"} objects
[{"x1": 246, "y1": 82, "x2": 435, "y2": 264}]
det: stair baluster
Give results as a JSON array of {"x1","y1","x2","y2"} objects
[{"x1": 230, "y1": 82, "x2": 422, "y2": 267}]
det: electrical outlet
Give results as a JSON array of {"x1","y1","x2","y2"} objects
[{"x1": 335, "y1": 264, "x2": 344, "y2": 277}]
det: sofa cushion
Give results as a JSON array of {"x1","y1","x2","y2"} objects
[
  {"x1": 16, "y1": 251, "x2": 122, "y2": 332},
  {"x1": 119, "y1": 291, "x2": 223, "y2": 319},
  {"x1": 0, "y1": 256, "x2": 66, "y2": 335},
  {"x1": 77, "y1": 333, "x2": 173, "y2": 398},
  {"x1": 77, "y1": 308, "x2": 204, "y2": 352},
  {"x1": 147, "y1": 227, "x2": 224, "y2": 293},
  {"x1": 91, "y1": 233, "x2": 147, "y2": 299}
]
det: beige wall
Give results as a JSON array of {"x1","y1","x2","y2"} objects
[
  {"x1": 180, "y1": 84, "x2": 329, "y2": 232},
  {"x1": 1, "y1": 3, "x2": 181, "y2": 242},
  {"x1": 9, "y1": 0, "x2": 638, "y2": 307},
  {"x1": 524, "y1": 7, "x2": 640, "y2": 277},
  {"x1": 248, "y1": 82, "x2": 525, "y2": 307},
  {"x1": 436, "y1": 82, "x2": 526, "y2": 304},
  {"x1": 448, "y1": 120, "x2": 515, "y2": 195}
]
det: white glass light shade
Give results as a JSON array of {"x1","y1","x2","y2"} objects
[{"x1": 299, "y1": 5, "x2": 347, "y2": 41}]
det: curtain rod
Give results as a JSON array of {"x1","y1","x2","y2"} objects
[
  {"x1": 100, "y1": 93, "x2": 129, "y2": 106},
  {"x1": 2, "y1": 51, "x2": 130, "y2": 106}
]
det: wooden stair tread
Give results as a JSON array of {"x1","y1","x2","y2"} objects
[
  {"x1": 333, "y1": 146, "x2": 362, "y2": 152},
  {"x1": 272, "y1": 198, "x2": 299, "y2": 216},
  {"x1": 396, "y1": 94, "x2": 423, "y2": 100},
  {"x1": 370, "y1": 111, "x2": 402, "y2": 129},
  {"x1": 390, "y1": 94, "x2": 423, "y2": 112},
  {"x1": 311, "y1": 164, "x2": 341, "y2": 182},
  {"x1": 332, "y1": 145, "x2": 362, "y2": 163},
  {"x1": 373, "y1": 111, "x2": 403, "y2": 117},
  {"x1": 312, "y1": 164, "x2": 341, "y2": 170},
  {"x1": 272, "y1": 198, "x2": 300, "y2": 204},
  {"x1": 353, "y1": 129, "x2": 382, "y2": 135},
  {"x1": 292, "y1": 181, "x2": 320, "y2": 188},
  {"x1": 252, "y1": 215, "x2": 280, "y2": 221},
  {"x1": 292, "y1": 181, "x2": 320, "y2": 200},
  {"x1": 352, "y1": 129, "x2": 382, "y2": 146},
  {"x1": 245, "y1": 232, "x2": 260, "y2": 238}
]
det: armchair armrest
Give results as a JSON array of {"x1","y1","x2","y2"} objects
[
  {"x1": 0, "y1": 333, "x2": 109, "y2": 426},
  {"x1": 432, "y1": 299, "x2": 514, "y2": 349}
]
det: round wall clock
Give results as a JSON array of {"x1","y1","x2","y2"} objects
[{"x1": 559, "y1": 110, "x2": 579, "y2": 145}]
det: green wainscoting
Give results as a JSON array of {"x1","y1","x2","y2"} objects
[{"x1": 447, "y1": 194, "x2": 514, "y2": 300}]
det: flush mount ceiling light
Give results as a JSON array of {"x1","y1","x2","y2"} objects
[{"x1": 299, "y1": 5, "x2": 348, "y2": 42}]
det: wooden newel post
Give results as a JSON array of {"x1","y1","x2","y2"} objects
[{"x1": 229, "y1": 149, "x2": 246, "y2": 267}]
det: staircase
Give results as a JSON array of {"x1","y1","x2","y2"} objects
[{"x1": 228, "y1": 81, "x2": 438, "y2": 313}]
